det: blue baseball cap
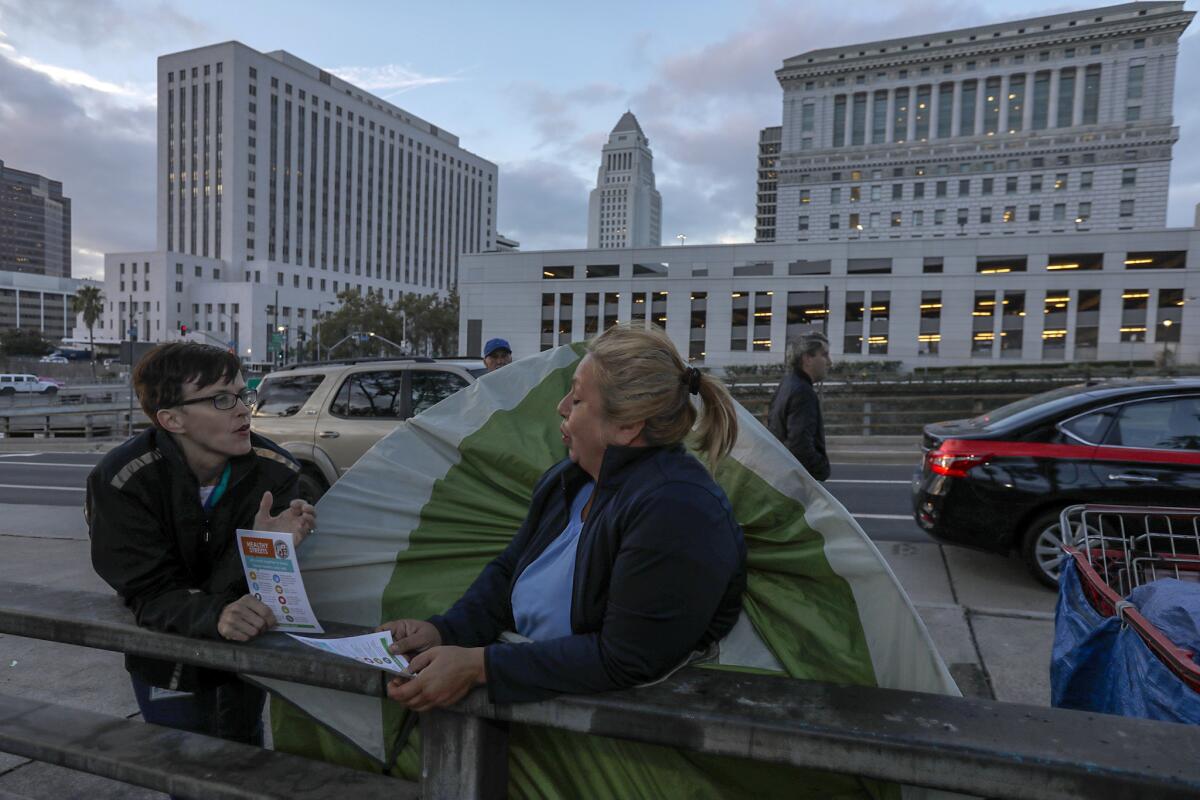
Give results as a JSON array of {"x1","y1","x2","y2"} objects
[{"x1": 483, "y1": 338, "x2": 511, "y2": 358}]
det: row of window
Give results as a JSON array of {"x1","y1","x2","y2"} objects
[
  {"x1": 535, "y1": 283, "x2": 1187, "y2": 360},
  {"x1": 831, "y1": 64, "x2": 1106, "y2": 147},
  {"x1": 538, "y1": 250, "x2": 1186, "y2": 280},
  {"x1": 802, "y1": 199, "x2": 1134, "y2": 231},
  {"x1": 802, "y1": 168, "x2": 1136, "y2": 205}
]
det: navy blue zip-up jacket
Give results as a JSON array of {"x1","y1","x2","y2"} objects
[{"x1": 428, "y1": 443, "x2": 746, "y2": 704}]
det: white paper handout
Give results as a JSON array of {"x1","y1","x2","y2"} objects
[
  {"x1": 235, "y1": 529, "x2": 324, "y2": 633},
  {"x1": 288, "y1": 630, "x2": 414, "y2": 677}
]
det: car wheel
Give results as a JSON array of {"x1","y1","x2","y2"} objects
[
  {"x1": 298, "y1": 470, "x2": 328, "y2": 504},
  {"x1": 1021, "y1": 509, "x2": 1089, "y2": 589},
  {"x1": 0, "y1": 387, "x2": 13, "y2": 396},
  {"x1": 42, "y1": 386, "x2": 57, "y2": 397}
]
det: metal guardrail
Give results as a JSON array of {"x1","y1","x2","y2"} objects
[
  {"x1": 3, "y1": 582, "x2": 1200, "y2": 799},
  {"x1": 0, "y1": 402, "x2": 147, "y2": 439}
]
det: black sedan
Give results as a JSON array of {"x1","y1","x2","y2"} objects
[{"x1": 911, "y1": 379, "x2": 1200, "y2": 587}]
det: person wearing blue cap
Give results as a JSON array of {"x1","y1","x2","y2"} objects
[{"x1": 483, "y1": 338, "x2": 512, "y2": 371}]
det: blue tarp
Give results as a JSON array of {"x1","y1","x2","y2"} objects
[{"x1": 1051, "y1": 557, "x2": 1200, "y2": 723}]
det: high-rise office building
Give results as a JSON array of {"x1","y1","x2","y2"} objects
[
  {"x1": 0, "y1": 159, "x2": 71, "y2": 278},
  {"x1": 101, "y1": 41, "x2": 498, "y2": 361},
  {"x1": 772, "y1": 2, "x2": 1192, "y2": 242},
  {"x1": 755, "y1": 126, "x2": 782, "y2": 242},
  {"x1": 587, "y1": 112, "x2": 662, "y2": 249}
]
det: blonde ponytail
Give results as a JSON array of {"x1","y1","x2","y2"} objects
[{"x1": 587, "y1": 324, "x2": 738, "y2": 471}]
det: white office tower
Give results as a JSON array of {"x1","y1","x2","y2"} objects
[
  {"x1": 100, "y1": 41, "x2": 497, "y2": 363},
  {"x1": 773, "y1": 2, "x2": 1192, "y2": 242},
  {"x1": 587, "y1": 112, "x2": 662, "y2": 249}
]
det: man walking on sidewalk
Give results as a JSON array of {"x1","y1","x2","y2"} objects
[{"x1": 767, "y1": 332, "x2": 832, "y2": 481}]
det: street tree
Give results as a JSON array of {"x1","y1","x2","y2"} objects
[{"x1": 71, "y1": 285, "x2": 104, "y2": 380}]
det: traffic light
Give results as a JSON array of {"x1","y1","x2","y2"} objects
[{"x1": 180, "y1": 324, "x2": 189, "y2": 335}]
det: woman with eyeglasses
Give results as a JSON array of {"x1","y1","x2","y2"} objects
[
  {"x1": 87, "y1": 342, "x2": 316, "y2": 757},
  {"x1": 379, "y1": 324, "x2": 746, "y2": 709}
]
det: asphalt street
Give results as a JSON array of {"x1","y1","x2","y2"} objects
[{"x1": 0, "y1": 451, "x2": 931, "y2": 543}]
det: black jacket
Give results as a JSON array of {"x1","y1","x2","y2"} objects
[
  {"x1": 86, "y1": 428, "x2": 301, "y2": 690},
  {"x1": 429, "y1": 444, "x2": 746, "y2": 704},
  {"x1": 767, "y1": 369, "x2": 830, "y2": 481}
]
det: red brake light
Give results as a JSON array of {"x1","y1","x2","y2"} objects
[{"x1": 927, "y1": 440, "x2": 990, "y2": 478}]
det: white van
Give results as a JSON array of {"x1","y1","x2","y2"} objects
[{"x1": 0, "y1": 374, "x2": 60, "y2": 396}]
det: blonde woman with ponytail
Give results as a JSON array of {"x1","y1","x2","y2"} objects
[{"x1": 381, "y1": 324, "x2": 747, "y2": 710}]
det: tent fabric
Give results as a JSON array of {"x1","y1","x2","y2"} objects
[
  {"x1": 1051, "y1": 558, "x2": 1200, "y2": 723},
  {"x1": 261, "y1": 344, "x2": 960, "y2": 798}
]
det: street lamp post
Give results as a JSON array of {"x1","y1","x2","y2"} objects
[
  {"x1": 367, "y1": 331, "x2": 405, "y2": 355},
  {"x1": 675, "y1": 233, "x2": 687, "y2": 246},
  {"x1": 314, "y1": 301, "x2": 334, "y2": 361}
]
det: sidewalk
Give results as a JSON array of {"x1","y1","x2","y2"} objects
[{"x1": 0, "y1": 503, "x2": 1056, "y2": 796}]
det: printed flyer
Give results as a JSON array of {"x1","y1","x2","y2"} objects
[
  {"x1": 288, "y1": 630, "x2": 414, "y2": 677},
  {"x1": 235, "y1": 529, "x2": 324, "y2": 633}
]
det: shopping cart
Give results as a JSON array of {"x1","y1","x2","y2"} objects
[{"x1": 1058, "y1": 503, "x2": 1200, "y2": 696}]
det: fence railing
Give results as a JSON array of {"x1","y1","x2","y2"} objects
[
  {"x1": 0, "y1": 402, "x2": 147, "y2": 439},
  {"x1": 3, "y1": 581, "x2": 1200, "y2": 799}
]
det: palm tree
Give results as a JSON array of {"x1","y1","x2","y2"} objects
[{"x1": 71, "y1": 285, "x2": 104, "y2": 381}]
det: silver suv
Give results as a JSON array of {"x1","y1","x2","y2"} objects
[{"x1": 251, "y1": 357, "x2": 485, "y2": 501}]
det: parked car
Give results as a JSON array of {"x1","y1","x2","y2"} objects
[
  {"x1": 0, "y1": 373, "x2": 62, "y2": 396},
  {"x1": 912, "y1": 379, "x2": 1200, "y2": 587},
  {"x1": 38, "y1": 355, "x2": 69, "y2": 364},
  {"x1": 251, "y1": 357, "x2": 487, "y2": 502}
]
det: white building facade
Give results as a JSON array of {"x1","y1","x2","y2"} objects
[
  {"x1": 586, "y1": 112, "x2": 662, "y2": 250},
  {"x1": 459, "y1": 230, "x2": 1200, "y2": 369},
  {"x1": 773, "y1": 2, "x2": 1192, "y2": 242},
  {"x1": 100, "y1": 41, "x2": 497, "y2": 364}
]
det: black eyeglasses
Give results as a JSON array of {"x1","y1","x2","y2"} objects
[{"x1": 176, "y1": 388, "x2": 258, "y2": 411}]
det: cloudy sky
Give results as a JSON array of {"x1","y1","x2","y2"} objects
[{"x1": 1, "y1": 0, "x2": 1197, "y2": 280}]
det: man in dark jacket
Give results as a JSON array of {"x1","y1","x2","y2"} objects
[
  {"x1": 87, "y1": 343, "x2": 315, "y2": 748},
  {"x1": 767, "y1": 332, "x2": 832, "y2": 481}
]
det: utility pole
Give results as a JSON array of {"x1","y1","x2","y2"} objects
[{"x1": 273, "y1": 289, "x2": 280, "y2": 365}]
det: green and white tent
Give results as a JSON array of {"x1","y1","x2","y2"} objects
[{"x1": 261, "y1": 343, "x2": 960, "y2": 798}]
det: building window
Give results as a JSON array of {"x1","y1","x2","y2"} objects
[
  {"x1": 689, "y1": 292, "x2": 707, "y2": 362},
  {"x1": 843, "y1": 291, "x2": 864, "y2": 355},
  {"x1": 1082, "y1": 64, "x2": 1101, "y2": 125},
  {"x1": 1124, "y1": 251, "x2": 1186, "y2": 270},
  {"x1": 1120, "y1": 288, "x2": 1149, "y2": 342},
  {"x1": 923, "y1": 257, "x2": 943, "y2": 274},
  {"x1": 1005, "y1": 176, "x2": 1018, "y2": 194},
  {"x1": 913, "y1": 182, "x2": 925, "y2": 199},
  {"x1": 958, "y1": 179, "x2": 970, "y2": 197},
  {"x1": 829, "y1": 214, "x2": 840, "y2": 230},
  {"x1": 982, "y1": 178, "x2": 994, "y2": 195},
  {"x1": 1057, "y1": 68, "x2": 1076, "y2": 127},
  {"x1": 1122, "y1": 168, "x2": 1137, "y2": 188},
  {"x1": 934, "y1": 209, "x2": 945, "y2": 226},
  {"x1": 1001, "y1": 291, "x2": 1025, "y2": 357},
  {"x1": 976, "y1": 256, "x2": 1027, "y2": 274},
  {"x1": 980, "y1": 207, "x2": 992, "y2": 224},
  {"x1": 1053, "y1": 203, "x2": 1067, "y2": 222},
  {"x1": 1043, "y1": 291, "x2": 1070, "y2": 358},
  {"x1": 1120, "y1": 199, "x2": 1135, "y2": 218},
  {"x1": 1076, "y1": 289, "x2": 1101, "y2": 360},
  {"x1": 973, "y1": 291, "x2": 996, "y2": 356},
  {"x1": 1157, "y1": 289, "x2": 1184, "y2": 344},
  {"x1": 730, "y1": 291, "x2": 749, "y2": 351},
  {"x1": 1029, "y1": 204, "x2": 1041, "y2": 222},
  {"x1": 797, "y1": 215, "x2": 809, "y2": 231},
  {"x1": 935, "y1": 181, "x2": 947, "y2": 198},
  {"x1": 1003, "y1": 206, "x2": 1016, "y2": 223},
  {"x1": 830, "y1": 187, "x2": 842, "y2": 204},
  {"x1": 892, "y1": 183, "x2": 903, "y2": 200},
  {"x1": 913, "y1": 210, "x2": 924, "y2": 226},
  {"x1": 1077, "y1": 202, "x2": 1091, "y2": 222},
  {"x1": 890, "y1": 211, "x2": 902, "y2": 227}
]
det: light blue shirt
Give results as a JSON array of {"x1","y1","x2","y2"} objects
[{"x1": 511, "y1": 481, "x2": 595, "y2": 641}]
